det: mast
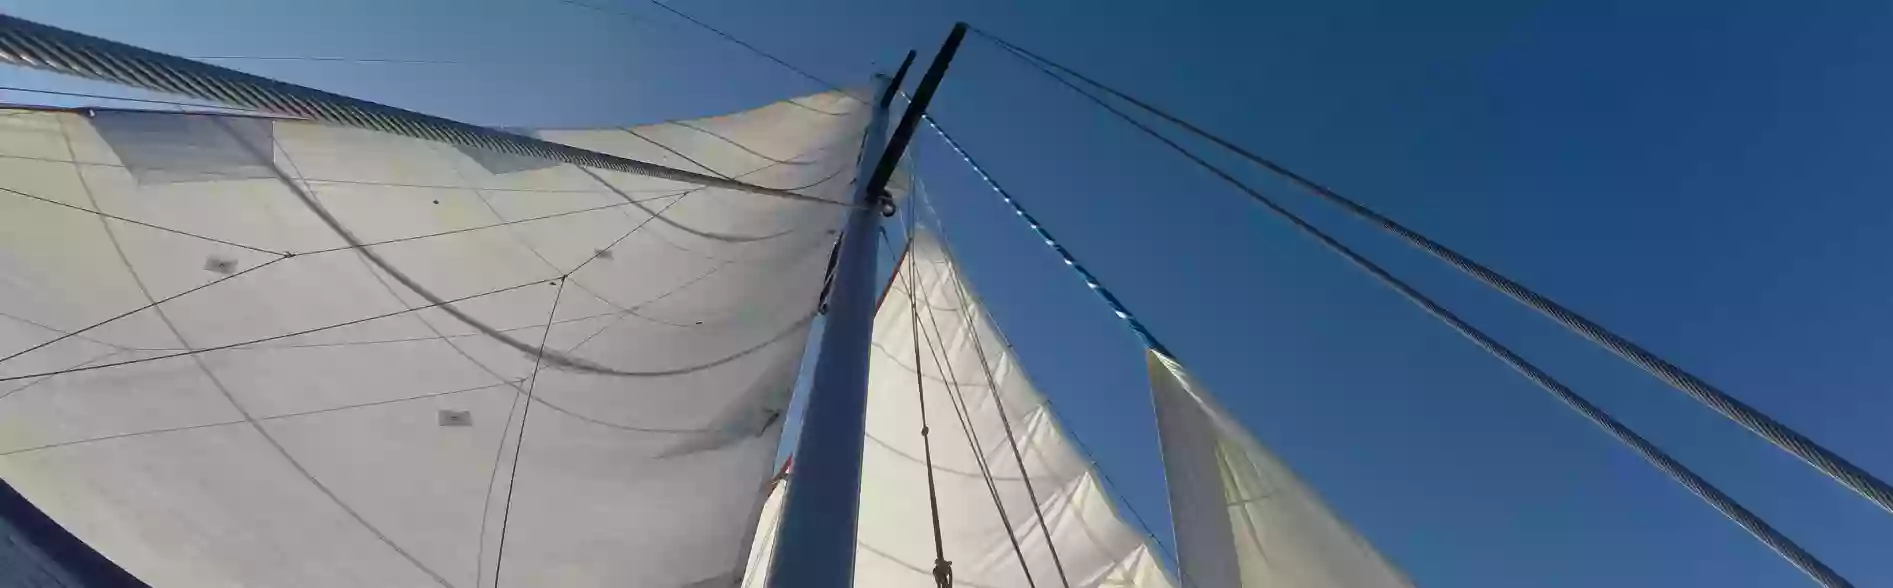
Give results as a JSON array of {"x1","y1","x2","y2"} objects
[{"x1": 766, "y1": 23, "x2": 965, "y2": 588}]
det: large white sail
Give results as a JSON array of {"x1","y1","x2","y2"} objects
[
  {"x1": 0, "y1": 90, "x2": 864, "y2": 587},
  {"x1": 1147, "y1": 349, "x2": 1412, "y2": 588},
  {"x1": 748, "y1": 229, "x2": 1174, "y2": 588}
]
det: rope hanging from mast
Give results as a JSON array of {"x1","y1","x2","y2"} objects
[
  {"x1": 934, "y1": 240, "x2": 1075, "y2": 588},
  {"x1": 908, "y1": 181, "x2": 1200, "y2": 588},
  {"x1": 906, "y1": 237, "x2": 1042, "y2": 587},
  {"x1": 936, "y1": 33, "x2": 1851, "y2": 587},
  {"x1": 974, "y1": 27, "x2": 1893, "y2": 518},
  {"x1": 903, "y1": 205, "x2": 955, "y2": 588}
]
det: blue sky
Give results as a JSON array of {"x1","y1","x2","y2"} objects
[{"x1": 4, "y1": 0, "x2": 1892, "y2": 585}]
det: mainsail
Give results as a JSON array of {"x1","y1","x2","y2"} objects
[
  {"x1": 1147, "y1": 350, "x2": 1411, "y2": 588},
  {"x1": 746, "y1": 229, "x2": 1175, "y2": 588},
  {"x1": 0, "y1": 90, "x2": 865, "y2": 586}
]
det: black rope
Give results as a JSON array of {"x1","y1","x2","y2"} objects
[
  {"x1": 910, "y1": 261, "x2": 1040, "y2": 588},
  {"x1": 978, "y1": 28, "x2": 1893, "y2": 518},
  {"x1": 907, "y1": 167, "x2": 1199, "y2": 588},
  {"x1": 490, "y1": 277, "x2": 569, "y2": 588},
  {"x1": 937, "y1": 247, "x2": 1073, "y2": 588},
  {"x1": 903, "y1": 209, "x2": 954, "y2": 588},
  {"x1": 979, "y1": 32, "x2": 1850, "y2": 588}
]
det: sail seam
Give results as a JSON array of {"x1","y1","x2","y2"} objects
[{"x1": 0, "y1": 380, "x2": 522, "y2": 458}]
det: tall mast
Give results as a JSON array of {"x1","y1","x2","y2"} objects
[{"x1": 766, "y1": 23, "x2": 966, "y2": 588}]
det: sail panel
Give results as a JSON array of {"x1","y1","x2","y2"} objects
[
  {"x1": 0, "y1": 91, "x2": 864, "y2": 587},
  {"x1": 1147, "y1": 349, "x2": 1413, "y2": 588},
  {"x1": 843, "y1": 229, "x2": 1174, "y2": 588}
]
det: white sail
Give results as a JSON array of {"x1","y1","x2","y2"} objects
[
  {"x1": 0, "y1": 90, "x2": 865, "y2": 587},
  {"x1": 1147, "y1": 349, "x2": 1412, "y2": 588},
  {"x1": 741, "y1": 229, "x2": 1174, "y2": 588}
]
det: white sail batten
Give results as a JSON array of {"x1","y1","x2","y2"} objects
[
  {"x1": 1147, "y1": 350, "x2": 1412, "y2": 588},
  {"x1": 747, "y1": 229, "x2": 1173, "y2": 588},
  {"x1": 0, "y1": 90, "x2": 864, "y2": 587}
]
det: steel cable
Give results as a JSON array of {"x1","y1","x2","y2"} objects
[{"x1": 977, "y1": 28, "x2": 1893, "y2": 516}]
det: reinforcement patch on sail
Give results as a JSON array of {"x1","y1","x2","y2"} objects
[
  {"x1": 452, "y1": 128, "x2": 561, "y2": 175},
  {"x1": 89, "y1": 110, "x2": 275, "y2": 185}
]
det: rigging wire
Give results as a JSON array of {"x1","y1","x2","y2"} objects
[
  {"x1": 637, "y1": 1, "x2": 856, "y2": 99},
  {"x1": 0, "y1": 278, "x2": 544, "y2": 384},
  {"x1": 186, "y1": 55, "x2": 466, "y2": 65},
  {"x1": 928, "y1": 227, "x2": 1075, "y2": 587},
  {"x1": 975, "y1": 28, "x2": 1893, "y2": 518},
  {"x1": 907, "y1": 250, "x2": 1042, "y2": 588},
  {"x1": 530, "y1": 0, "x2": 856, "y2": 99},
  {"x1": 0, "y1": 186, "x2": 287, "y2": 256},
  {"x1": 546, "y1": 0, "x2": 654, "y2": 25},
  {"x1": 962, "y1": 33, "x2": 1851, "y2": 588},
  {"x1": 911, "y1": 110, "x2": 1170, "y2": 359},
  {"x1": 490, "y1": 277, "x2": 570, "y2": 588},
  {"x1": 0, "y1": 256, "x2": 286, "y2": 367},
  {"x1": 909, "y1": 174, "x2": 1197, "y2": 588},
  {"x1": 901, "y1": 205, "x2": 955, "y2": 588}
]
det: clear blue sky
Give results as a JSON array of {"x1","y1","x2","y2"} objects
[{"x1": 4, "y1": 0, "x2": 1891, "y2": 585}]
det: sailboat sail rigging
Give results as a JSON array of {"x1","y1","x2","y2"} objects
[
  {"x1": 742, "y1": 228, "x2": 1180, "y2": 588},
  {"x1": 0, "y1": 87, "x2": 865, "y2": 586},
  {"x1": 1148, "y1": 351, "x2": 1411, "y2": 588},
  {"x1": 0, "y1": 7, "x2": 1881, "y2": 588}
]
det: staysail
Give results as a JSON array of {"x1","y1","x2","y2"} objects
[
  {"x1": 746, "y1": 229, "x2": 1174, "y2": 588},
  {"x1": 0, "y1": 90, "x2": 864, "y2": 587},
  {"x1": 1147, "y1": 350, "x2": 1412, "y2": 588}
]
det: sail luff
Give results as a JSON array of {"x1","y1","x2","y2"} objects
[
  {"x1": 842, "y1": 228, "x2": 1176, "y2": 588},
  {"x1": 1146, "y1": 350, "x2": 1416, "y2": 588},
  {"x1": 1147, "y1": 350, "x2": 1240, "y2": 588}
]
